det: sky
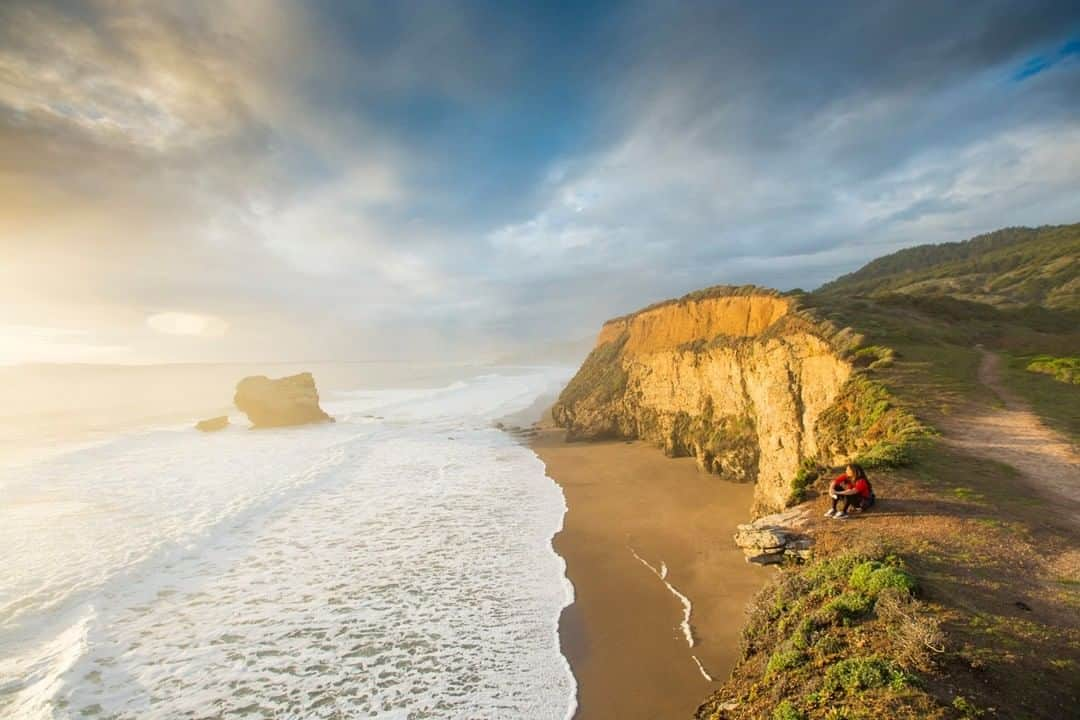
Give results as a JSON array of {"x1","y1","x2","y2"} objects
[{"x1": 1, "y1": 1, "x2": 1079, "y2": 364}]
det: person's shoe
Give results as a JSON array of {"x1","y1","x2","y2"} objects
[
  {"x1": 824, "y1": 509, "x2": 835, "y2": 517},
  {"x1": 833, "y1": 512, "x2": 850, "y2": 520}
]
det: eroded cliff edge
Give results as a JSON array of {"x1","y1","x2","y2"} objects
[{"x1": 552, "y1": 286, "x2": 882, "y2": 515}]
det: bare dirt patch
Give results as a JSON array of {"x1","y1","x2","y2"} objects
[{"x1": 939, "y1": 349, "x2": 1080, "y2": 523}]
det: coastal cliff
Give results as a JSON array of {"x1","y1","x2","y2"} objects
[
  {"x1": 552, "y1": 287, "x2": 867, "y2": 514},
  {"x1": 547, "y1": 227, "x2": 1080, "y2": 719}
]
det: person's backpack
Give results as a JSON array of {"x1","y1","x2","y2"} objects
[{"x1": 864, "y1": 477, "x2": 876, "y2": 507}]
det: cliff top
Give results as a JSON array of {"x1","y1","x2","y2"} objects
[
  {"x1": 594, "y1": 285, "x2": 859, "y2": 357},
  {"x1": 603, "y1": 284, "x2": 788, "y2": 326}
]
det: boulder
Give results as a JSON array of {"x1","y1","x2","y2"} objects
[
  {"x1": 195, "y1": 415, "x2": 229, "y2": 432},
  {"x1": 234, "y1": 372, "x2": 332, "y2": 428},
  {"x1": 733, "y1": 526, "x2": 788, "y2": 551}
]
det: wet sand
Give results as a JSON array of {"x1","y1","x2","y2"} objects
[{"x1": 531, "y1": 429, "x2": 769, "y2": 720}]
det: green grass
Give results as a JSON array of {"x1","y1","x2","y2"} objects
[
  {"x1": 817, "y1": 223, "x2": 1080, "y2": 311},
  {"x1": 1025, "y1": 354, "x2": 1080, "y2": 384}
]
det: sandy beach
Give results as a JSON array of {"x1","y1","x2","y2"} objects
[{"x1": 531, "y1": 428, "x2": 770, "y2": 720}]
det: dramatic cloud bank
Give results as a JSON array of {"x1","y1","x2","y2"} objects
[{"x1": 1, "y1": 1, "x2": 1078, "y2": 362}]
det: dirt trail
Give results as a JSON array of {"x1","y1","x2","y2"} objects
[{"x1": 940, "y1": 348, "x2": 1080, "y2": 521}]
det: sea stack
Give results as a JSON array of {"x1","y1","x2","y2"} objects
[{"x1": 234, "y1": 372, "x2": 333, "y2": 428}]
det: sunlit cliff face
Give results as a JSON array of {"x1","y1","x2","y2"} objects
[{"x1": 2, "y1": 1, "x2": 1079, "y2": 365}]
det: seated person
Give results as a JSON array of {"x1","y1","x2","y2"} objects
[
  {"x1": 825, "y1": 463, "x2": 875, "y2": 519},
  {"x1": 825, "y1": 470, "x2": 853, "y2": 517}
]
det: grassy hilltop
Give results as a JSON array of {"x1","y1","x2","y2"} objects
[
  {"x1": 697, "y1": 224, "x2": 1080, "y2": 720},
  {"x1": 818, "y1": 224, "x2": 1080, "y2": 311}
]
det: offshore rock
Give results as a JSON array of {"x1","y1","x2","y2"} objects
[
  {"x1": 195, "y1": 415, "x2": 229, "y2": 432},
  {"x1": 234, "y1": 372, "x2": 333, "y2": 428}
]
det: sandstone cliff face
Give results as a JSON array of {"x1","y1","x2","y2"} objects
[{"x1": 552, "y1": 288, "x2": 853, "y2": 515}]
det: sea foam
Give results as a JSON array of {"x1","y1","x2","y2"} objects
[{"x1": 0, "y1": 367, "x2": 576, "y2": 719}]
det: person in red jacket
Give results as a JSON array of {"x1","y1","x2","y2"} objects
[
  {"x1": 824, "y1": 468, "x2": 853, "y2": 517},
  {"x1": 825, "y1": 463, "x2": 875, "y2": 519}
]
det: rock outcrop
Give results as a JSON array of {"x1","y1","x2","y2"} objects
[
  {"x1": 552, "y1": 287, "x2": 856, "y2": 514},
  {"x1": 733, "y1": 506, "x2": 814, "y2": 564},
  {"x1": 234, "y1": 373, "x2": 332, "y2": 428},
  {"x1": 195, "y1": 415, "x2": 229, "y2": 432}
]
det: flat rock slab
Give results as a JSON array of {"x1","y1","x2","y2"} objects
[{"x1": 734, "y1": 505, "x2": 815, "y2": 563}]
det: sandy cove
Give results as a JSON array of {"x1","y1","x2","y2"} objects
[{"x1": 531, "y1": 428, "x2": 769, "y2": 720}]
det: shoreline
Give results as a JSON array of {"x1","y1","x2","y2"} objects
[{"x1": 531, "y1": 427, "x2": 769, "y2": 720}]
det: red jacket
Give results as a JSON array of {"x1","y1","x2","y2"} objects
[{"x1": 852, "y1": 478, "x2": 872, "y2": 499}]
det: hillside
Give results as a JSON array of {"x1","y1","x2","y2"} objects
[{"x1": 818, "y1": 224, "x2": 1080, "y2": 311}]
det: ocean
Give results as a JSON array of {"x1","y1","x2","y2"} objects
[{"x1": 0, "y1": 363, "x2": 577, "y2": 719}]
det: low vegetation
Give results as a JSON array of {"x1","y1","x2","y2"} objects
[
  {"x1": 814, "y1": 373, "x2": 927, "y2": 471},
  {"x1": 1024, "y1": 354, "x2": 1079, "y2": 385},
  {"x1": 551, "y1": 330, "x2": 629, "y2": 431},
  {"x1": 698, "y1": 549, "x2": 945, "y2": 719}
]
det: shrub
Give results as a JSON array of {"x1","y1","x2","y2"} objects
[
  {"x1": 1026, "y1": 355, "x2": 1080, "y2": 385},
  {"x1": 848, "y1": 561, "x2": 917, "y2": 596},
  {"x1": 803, "y1": 552, "x2": 868, "y2": 586},
  {"x1": 824, "y1": 591, "x2": 874, "y2": 623},
  {"x1": 787, "y1": 459, "x2": 821, "y2": 506},
  {"x1": 823, "y1": 656, "x2": 910, "y2": 694},
  {"x1": 855, "y1": 441, "x2": 911, "y2": 469},
  {"x1": 766, "y1": 648, "x2": 808, "y2": 677},
  {"x1": 772, "y1": 700, "x2": 806, "y2": 720},
  {"x1": 791, "y1": 617, "x2": 816, "y2": 650},
  {"x1": 875, "y1": 588, "x2": 946, "y2": 672},
  {"x1": 852, "y1": 345, "x2": 896, "y2": 370}
]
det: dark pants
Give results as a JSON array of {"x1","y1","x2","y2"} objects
[
  {"x1": 831, "y1": 494, "x2": 853, "y2": 513},
  {"x1": 832, "y1": 494, "x2": 869, "y2": 513}
]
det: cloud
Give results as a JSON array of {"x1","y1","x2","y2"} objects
[
  {"x1": 0, "y1": 1, "x2": 1078, "y2": 362},
  {"x1": 482, "y1": 2, "x2": 1080, "y2": 331},
  {"x1": 146, "y1": 312, "x2": 229, "y2": 338}
]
